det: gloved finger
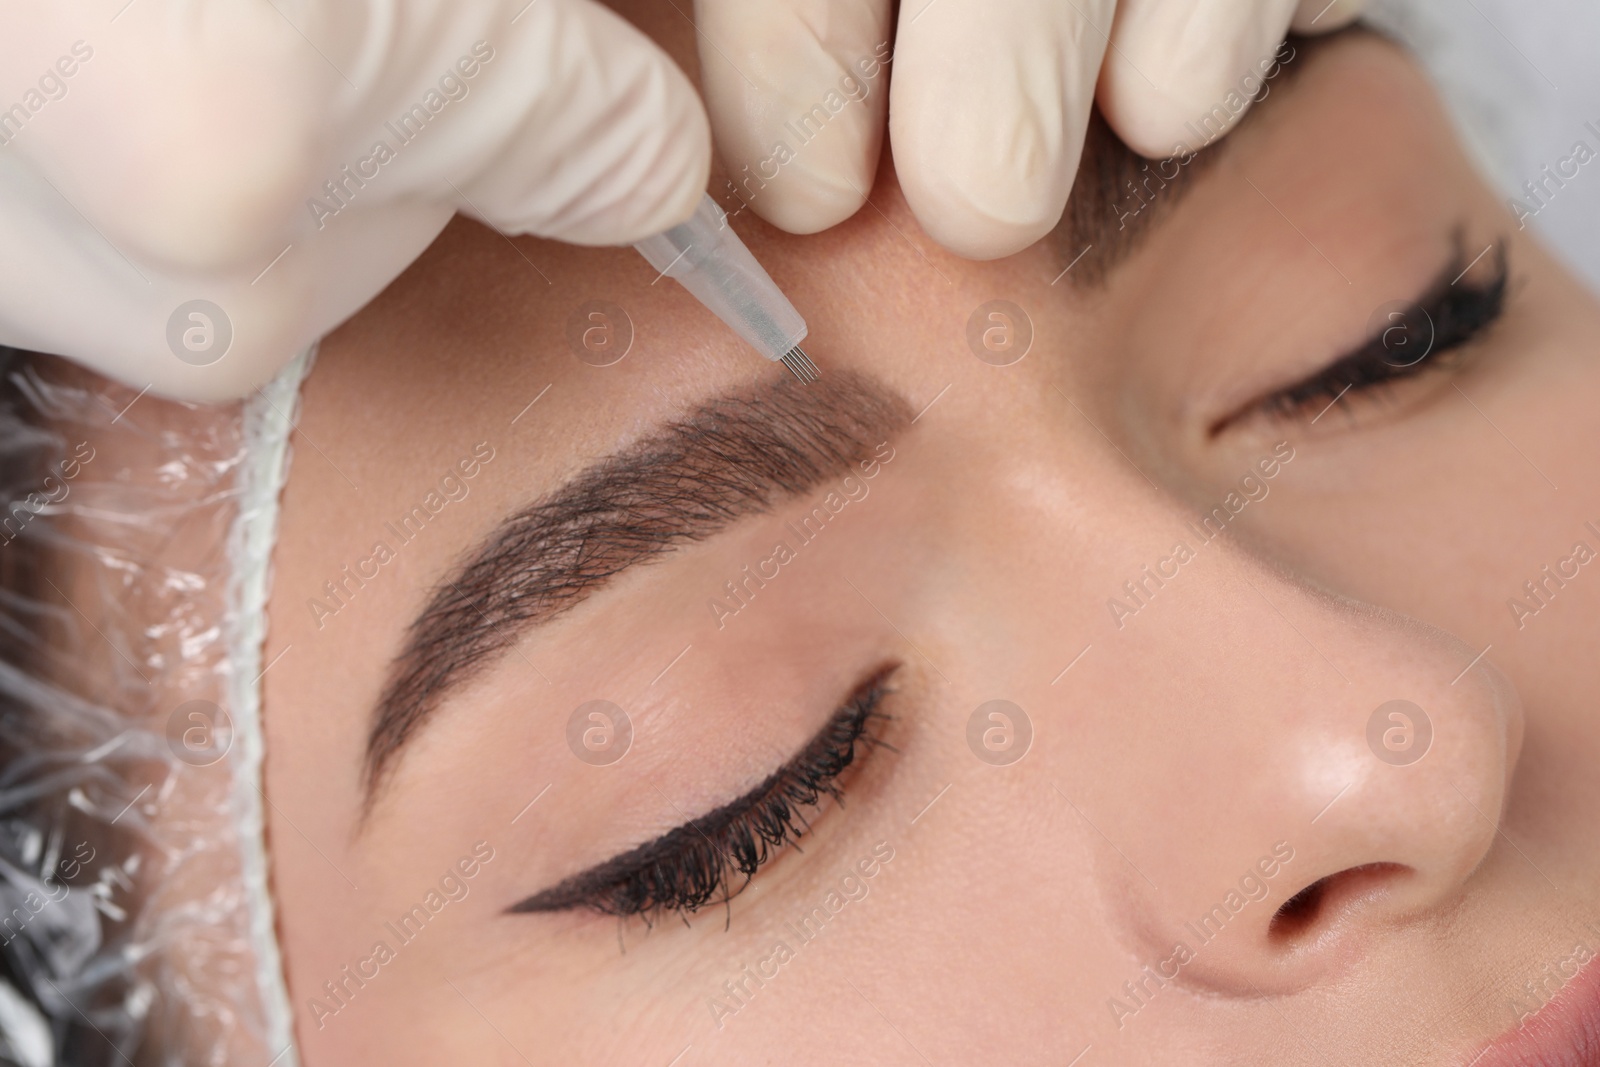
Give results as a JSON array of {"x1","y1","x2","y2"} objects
[
  {"x1": 2, "y1": 3, "x2": 332, "y2": 274},
  {"x1": 0, "y1": 0, "x2": 714, "y2": 403},
  {"x1": 693, "y1": 0, "x2": 894, "y2": 234},
  {"x1": 1096, "y1": 0, "x2": 1302, "y2": 161},
  {"x1": 13, "y1": 0, "x2": 710, "y2": 262},
  {"x1": 1290, "y1": 0, "x2": 1370, "y2": 33},
  {"x1": 890, "y1": 0, "x2": 1116, "y2": 260},
  {"x1": 449, "y1": 0, "x2": 712, "y2": 245},
  {"x1": 0, "y1": 151, "x2": 455, "y2": 401}
]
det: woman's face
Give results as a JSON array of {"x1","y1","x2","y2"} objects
[{"x1": 261, "y1": 19, "x2": 1600, "y2": 1067}]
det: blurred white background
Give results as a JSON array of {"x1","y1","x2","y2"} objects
[{"x1": 1373, "y1": 0, "x2": 1600, "y2": 292}]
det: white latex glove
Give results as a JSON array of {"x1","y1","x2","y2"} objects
[
  {"x1": 0, "y1": 1, "x2": 710, "y2": 401},
  {"x1": 693, "y1": 0, "x2": 1368, "y2": 259}
]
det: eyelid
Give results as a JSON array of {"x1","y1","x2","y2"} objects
[
  {"x1": 508, "y1": 665, "x2": 898, "y2": 920},
  {"x1": 1212, "y1": 240, "x2": 1509, "y2": 435}
]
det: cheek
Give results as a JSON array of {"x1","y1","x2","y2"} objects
[{"x1": 1209, "y1": 239, "x2": 1600, "y2": 697}]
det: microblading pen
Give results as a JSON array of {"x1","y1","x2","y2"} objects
[{"x1": 634, "y1": 193, "x2": 818, "y2": 383}]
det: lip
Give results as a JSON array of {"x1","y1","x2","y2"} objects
[{"x1": 1465, "y1": 947, "x2": 1600, "y2": 1067}]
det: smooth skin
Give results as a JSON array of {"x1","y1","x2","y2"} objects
[
  {"x1": 1, "y1": 0, "x2": 1360, "y2": 400},
  {"x1": 262, "y1": 13, "x2": 1600, "y2": 1067}
]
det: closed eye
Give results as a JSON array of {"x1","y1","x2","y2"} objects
[
  {"x1": 1214, "y1": 237, "x2": 1508, "y2": 434},
  {"x1": 509, "y1": 666, "x2": 897, "y2": 925}
]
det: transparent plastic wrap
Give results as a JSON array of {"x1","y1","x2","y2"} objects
[{"x1": 0, "y1": 346, "x2": 307, "y2": 1067}]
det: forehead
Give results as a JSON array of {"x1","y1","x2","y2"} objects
[
  {"x1": 319, "y1": 41, "x2": 1451, "y2": 471},
  {"x1": 264, "y1": 32, "x2": 1471, "y2": 806},
  {"x1": 299, "y1": 32, "x2": 1451, "y2": 431}
]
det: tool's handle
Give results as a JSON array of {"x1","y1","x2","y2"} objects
[{"x1": 634, "y1": 194, "x2": 808, "y2": 362}]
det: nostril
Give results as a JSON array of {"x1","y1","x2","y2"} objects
[
  {"x1": 1268, "y1": 863, "x2": 1409, "y2": 943},
  {"x1": 1269, "y1": 878, "x2": 1330, "y2": 940}
]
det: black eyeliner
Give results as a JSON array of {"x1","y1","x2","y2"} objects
[
  {"x1": 1221, "y1": 238, "x2": 1508, "y2": 432},
  {"x1": 509, "y1": 666, "x2": 897, "y2": 922}
]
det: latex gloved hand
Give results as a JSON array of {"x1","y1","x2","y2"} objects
[
  {"x1": 0, "y1": 1, "x2": 711, "y2": 400},
  {"x1": 693, "y1": 0, "x2": 1369, "y2": 259}
]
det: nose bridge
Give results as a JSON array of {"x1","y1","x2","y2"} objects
[{"x1": 1057, "y1": 479, "x2": 1523, "y2": 993}]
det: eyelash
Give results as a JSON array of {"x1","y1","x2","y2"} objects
[
  {"x1": 513, "y1": 667, "x2": 896, "y2": 925},
  {"x1": 1253, "y1": 241, "x2": 1508, "y2": 424}
]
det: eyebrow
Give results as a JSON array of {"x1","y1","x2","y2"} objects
[
  {"x1": 363, "y1": 371, "x2": 912, "y2": 803},
  {"x1": 1056, "y1": 28, "x2": 1338, "y2": 285}
]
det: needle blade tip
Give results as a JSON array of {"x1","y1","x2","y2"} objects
[{"x1": 780, "y1": 347, "x2": 819, "y2": 383}]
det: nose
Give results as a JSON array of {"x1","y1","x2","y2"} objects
[{"x1": 1053, "y1": 498, "x2": 1524, "y2": 995}]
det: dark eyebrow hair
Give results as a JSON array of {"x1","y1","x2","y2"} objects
[
  {"x1": 363, "y1": 371, "x2": 912, "y2": 804},
  {"x1": 1057, "y1": 29, "x2": 1343, "y2": 285}
]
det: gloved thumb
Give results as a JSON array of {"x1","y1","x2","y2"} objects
[
  {"x1": 451, "y1": 0, "x2": 712, "y2": 245},
  {"x1": 0, "y1": 0, "x2": 714, "y2": 404},
  {"x1": 692, "y1": 0, "x2": 894, "y2": 236},
  {"x1": 1096, "y1": 0, "x2": 1369, "y2": 161}
]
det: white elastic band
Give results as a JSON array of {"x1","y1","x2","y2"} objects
[{"x1": 226, "y1": 344, "x2": 318, "y2": 1067}]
